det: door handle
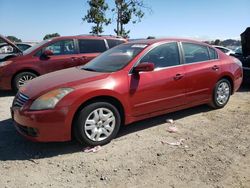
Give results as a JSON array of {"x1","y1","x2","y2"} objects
[
  {"x1": 174, "y1": 73, "x2": 184, "y2": 80},
  {"x1": 81, "y1": 56, "x2": 88, "y2": 61},
  {"x1": 71, "y1": 57, "x2": 78, "y2": 61},
  {"x1": 212, "y1": 65, "x2": 219, "y2": 71}
]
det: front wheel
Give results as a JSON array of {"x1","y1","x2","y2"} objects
[
  {"x1": 74, "y1": 102, "x2": 121, "y2": 146},
  {"x1": 210, "y1": 79, "x2": 231, "y2": 109},
  {"x1": 13, "y1": 72, "x2": 37, "y2": 92}
]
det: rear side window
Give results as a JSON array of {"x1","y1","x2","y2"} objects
[
  {"x1": 140, "y1": 42, "x2": 180, "y2": 68},
  {"x1": 78, "y1": 39, "x2": 106, "y2": 53},
  {"x1": 208, "y1": 47, "x2": 218, "y2": 59},
  {"x1": 107, "y1": 39, "x2": 125, "y2": 49},
  {"x1": 182, "y1": 43, "x2": 210, "y2": 64}
]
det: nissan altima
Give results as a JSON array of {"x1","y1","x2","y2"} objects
[{"x1": 11, "y1": 38, "x2": 243, "y2": 146}]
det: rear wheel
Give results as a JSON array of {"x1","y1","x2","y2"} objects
[
  {"x1": 210, "y1": 79, "x2": 231, "y2": 109},
  {"x1": 74, "y1": 102, "x2": 121, "y2": 146},
  {"x1": 13, "y1": 72, "x2": 37, "y2": 92}
]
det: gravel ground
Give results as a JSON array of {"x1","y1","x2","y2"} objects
[{"x1": 0, "y1": 86, "x2": 249, "y2": 188}]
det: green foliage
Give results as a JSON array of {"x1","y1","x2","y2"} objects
[
  {"x1": 113, "y1": 0, "x2": 148, "y2": 38},
  {"x1": 83, "y1": 0, "x2": 111, "y2": 35},
  {"x1": 214, "y1": 39, "x2": 221, "y2": 45},
  {"x1": 6, "y1": 36, "x2": 22, "y2": 42},
  {"x1": 43, "y1": 33, "x2": 60, "y2": 40}
]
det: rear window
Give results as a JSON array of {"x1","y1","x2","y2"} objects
[
  {"x1": 107, "y1": 39, "x2": 125, "y2": 49},
  {"x1": 209, "y1": 47, "x2": 218, "y2": 59},
  {"x1": 78, "y1": 39, "x2": 107, "y2": 53}
]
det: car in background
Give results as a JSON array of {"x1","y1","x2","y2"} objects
[
  {"x1": 213, "y1": 45, "x2": 235, "y2": 55},
  {"x1": 231, "y1": 46, "x2": 250, "y2": 83},
  {"x1": 0, "y1": 34, "x2": 126, "y2": 91},
  {"x1": 16, "y1": 43, "x2": 36, "y2": 51},
  {"x1": 11, "y1": 38, "x2": 243, "y2": 145},
  {"x1": 0, "y1": 42, "x2": 34, "y2": 53}
]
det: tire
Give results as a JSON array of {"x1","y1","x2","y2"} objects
[
  {"x1": 74, "y1": 102, "x2": 121, "y2": 146},
  {"x1": 210, "y1": 79, "x2": 231, "y2": 109},
  {"x1": 13, "y1": 72, "x2": 37, "y2": 92}
]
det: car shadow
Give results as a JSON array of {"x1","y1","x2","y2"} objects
[
  {"x1": 0, "y1": 90, "x2": 15, "y2": 97},
  {"x1": 117, "y1": 104, "x2": 211, "y2": 138},
  {"x1": 0, "y1": 104, "x2": 212, "y2": 161}
]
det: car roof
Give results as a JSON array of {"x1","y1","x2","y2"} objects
[
  {"x1": 50, "y1": 35, "x2": 126, "y2": 41},
  {"x1": 127, "y1": 38, "x2": 212, "y2": 46}
]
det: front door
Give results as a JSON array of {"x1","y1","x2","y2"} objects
[
  {"x1": 41, "y1": 39, "x2": 78, "y2": 73},
  {"x1": 129, "y1": 42, "x2": 187, "y2": 117}
]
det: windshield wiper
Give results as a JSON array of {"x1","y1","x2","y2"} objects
[{"x1": 82, "y1": 67, "x2": 97, "y2": 72}]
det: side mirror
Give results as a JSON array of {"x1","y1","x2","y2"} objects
[
  {"x1": 43, "y1": 49, "x2": 54, "y2": 56},
  {"x1": 133, "y1": 62, "x2": 154, "y2": 73}
]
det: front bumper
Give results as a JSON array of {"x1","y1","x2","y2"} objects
[{"x1": 11, "y1": 106, "x2": 72, "y2": 142}]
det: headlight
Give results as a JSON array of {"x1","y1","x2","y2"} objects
[
  {"x1": 30, "y1": 88, "x2": 74, "y2": 110},
  {"x1": 0, "y1": 60, "x2": 13, "y2": 67}
]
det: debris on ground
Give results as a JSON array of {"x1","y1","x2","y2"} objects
[
  {"x1": 83, "y1": 146, "x2": 102, "y2": 153},
  {"x1": 167, "y1": 126, "x2": 178, "y2": 133},
  {"x1": 166, "y1": 119, "x2": 174, "y2": 124},
  {"x1": 161, "y1": 139, "x2": 185, "y2": 146}
]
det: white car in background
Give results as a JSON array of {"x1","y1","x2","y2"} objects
[{"x1": 213, "y1": 45, "x2": 235, "y2": 55}]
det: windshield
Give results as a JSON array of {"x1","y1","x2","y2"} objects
[
  {"x1": 23, "y1": 40, "x2": 49, "y2": 55},
  {"x1": 82, "y1": 43, "x2": 148, "y2": 72},
  {"x1": 235, "y1": 47, "x2": 242, "y2": 54}
]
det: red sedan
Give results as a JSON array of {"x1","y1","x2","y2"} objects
[{"x1": 11, "y1": 38, "x2": 243, "y2": 146}]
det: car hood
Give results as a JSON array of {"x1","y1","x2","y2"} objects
[
  {"x1": 20, "y1": 67, "x2": 110, "y2": 99},
  {"x1": 0, "y1": 34, "x2": 22, "y2": 54}
]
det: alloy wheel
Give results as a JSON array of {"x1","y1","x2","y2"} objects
[
  {"x1": 84, "y1": 108, "x2": 116, "y2": 142},
  {"x1": 216, "y1": 81, "x2": 230, "y2": 105}
]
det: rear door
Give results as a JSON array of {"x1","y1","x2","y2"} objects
[
  {"x1": 129, "y1": 42, "x2": 187, "y2": 116},
  {"x1": 41, "y1": 39, "x2": 78, "y2": 73},
  {"x1": 181, "y1": 42, "x2": 221, "y2": 103},
  {"x1": 73, "y1": 39, "x2": 107, "y2": 65}
]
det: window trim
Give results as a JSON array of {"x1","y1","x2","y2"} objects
[
  {"x1": 129, "y1": 41, "x2": 182, "y2": 74},
  {"x1": 129, "y1": 41, "x2": 220, "y2": 75}
]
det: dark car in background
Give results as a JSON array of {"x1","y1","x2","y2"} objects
[
  {"x1": 231, "y1": 28, "x2": 250, "y2": 83},
  {"x1": 0, "y1": 35, "x2": 126, "y2": 91}
]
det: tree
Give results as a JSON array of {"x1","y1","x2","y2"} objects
[
  {"x1": 7, "y1": 36, "x2": 22, "y2": 42},
  {"x1": 112, "y1": 0, "x2": 150, "y2": 38},
  {"x1": 43, "y1": 33, "x2": 60, "y2": 40},
  {"x1": 83, "y1": 0, "x2": 111, "y2": 35},
  {"x1": 214, "y1": 39, "x2": 221, "y2": 45}
]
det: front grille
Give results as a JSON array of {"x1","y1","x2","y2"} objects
[{"x1": 13, "y1": 92, "x2": 29, "y2": 108}]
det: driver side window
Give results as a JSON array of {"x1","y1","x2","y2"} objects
[
  {"x1": 139, "y1": 42, "x2": 180, "y2": 68},
  {"x1": 44, "y1": 40, "x2": 75, "y2": 55}
]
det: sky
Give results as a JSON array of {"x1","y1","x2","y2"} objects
[{"x1": 0, "y1": 0, "x2": 250, "y2": 42}]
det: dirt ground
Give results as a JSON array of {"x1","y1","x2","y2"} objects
[{"x1": 0, "y1": 86, "x2": 249, "y2": 188}]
